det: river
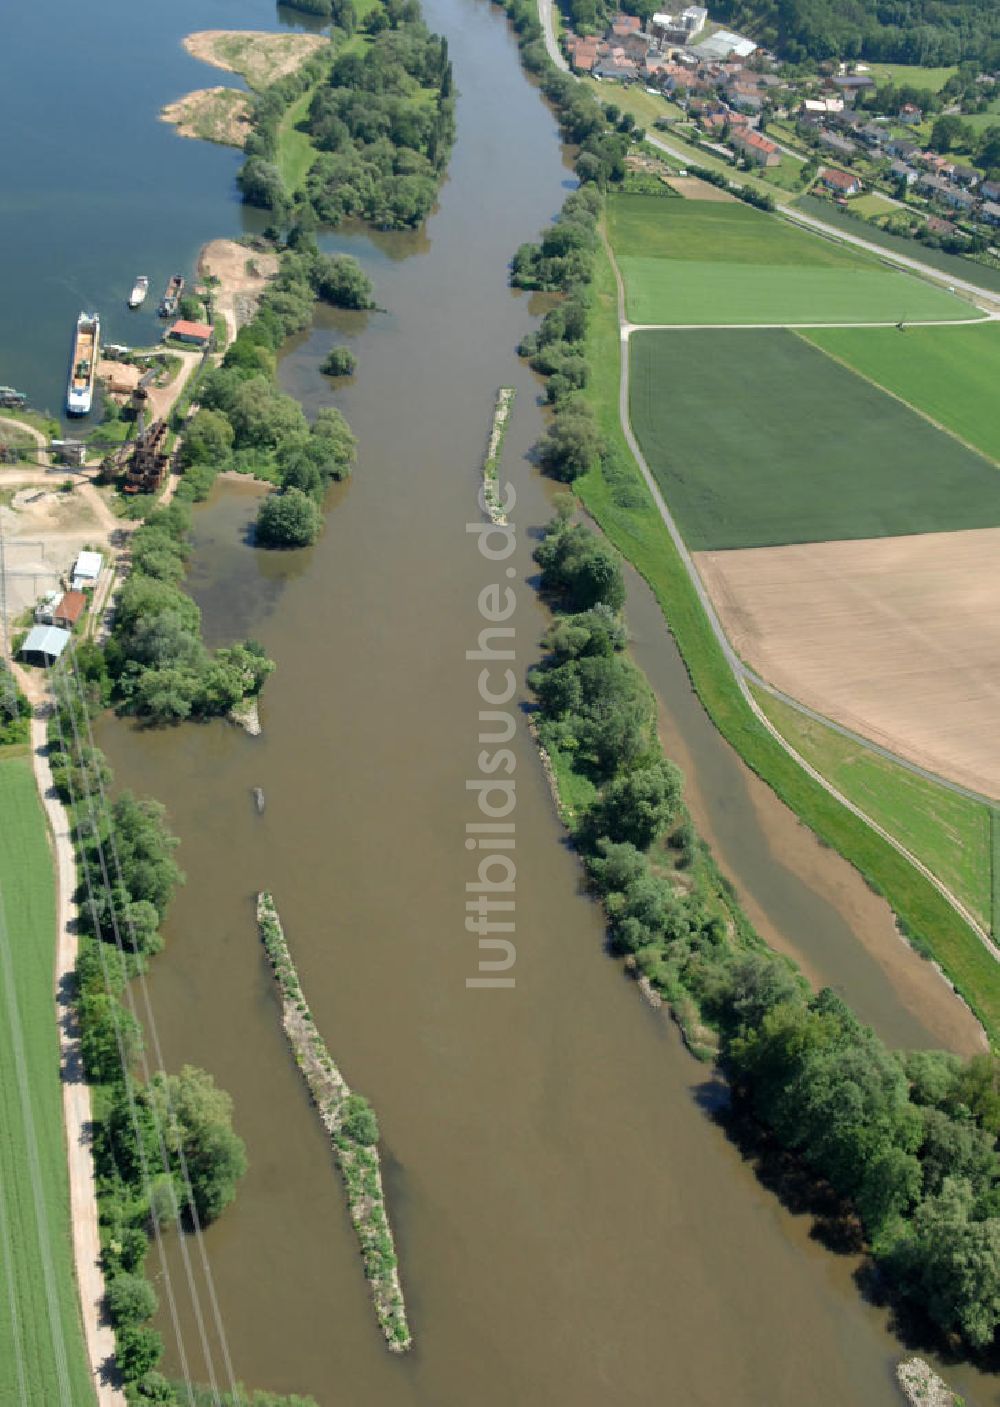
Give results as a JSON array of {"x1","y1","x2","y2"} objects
[{"x1": 10, "y1": 0, "x2": 992, "y2": 1401}]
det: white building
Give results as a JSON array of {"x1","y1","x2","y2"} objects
[
  {"x1": 71, "y1": 550, "x2": 103, "y2": 592},
  {"x1": 693, "y1": 28, "x2": 757, "y2": 59}
]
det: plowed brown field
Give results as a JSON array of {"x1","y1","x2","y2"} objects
[{"x1": 696, "y1": 527, "x2": 1000, "y2": 797}]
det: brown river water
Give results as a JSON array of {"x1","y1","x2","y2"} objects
[{"x1": 95, "y1": 1, "x2": 994, "y2": 1402}]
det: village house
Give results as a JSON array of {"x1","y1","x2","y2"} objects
[
  {"x1": 610, "y1": 13, "x2": 642, "y2": 38},
  {"x1": 858, "y1": 121, "x2": 886, "y2": 149},
  {"x1": 731, "y1": 127, "x2": 781, "y2": 167},
  {"x1": 890, "y1": 160, "x2": 918, "y2": 186},
  {"x1": 827, "y1": 74, "x2": 875, "y2": 105},
  {"x1": 981, "y1": 178, "x2": 1000, "y2": 202},
  {"x1": 885, "y1": 136, "x2": 920, "y2": 161},
  {"x1": 819, "y1": 166, "x2": 862, "y2": 196},
  {"x1": 800, "y1": 96, "x2": 844, "y2": 119},
  {"x1": 819, "y1": 130, "x2": 857, "y2": 160},
  {"x1": 898, "y1": 103, "x2": 923, "y2": 125},
  {"x1": 951, "y1": 164, "x2": 980, "y2": 188},
  {"x1": 981, "y1": 200, "x2": 1000, "y2": 227},
  {"x1": 918, "y1": 173, "x2": 975, "y2": 210},
  {"x1": 726, "y1": 78, "x2": 764, "y2": 112}
]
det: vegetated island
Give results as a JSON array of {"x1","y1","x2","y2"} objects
[
  {"x1": 256, "y1": 893, "x2": 411, "y2": 1351},
  {"x1": 160, "y1": 31, "x2": 326, "y2": 147},
  {"x1": 482, "y1": 386, "x2": 515, "y2": 525}
]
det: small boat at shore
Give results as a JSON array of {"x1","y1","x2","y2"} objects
[
  {"x1": 66, "y1": 311, "x2": 100, "y2": 416},
  {"x1": 128, "y1": 275, "x2": 149, "y2": 308},
  {"x1": 158, "y1": 274, "x2": 184, "y2": 318}
]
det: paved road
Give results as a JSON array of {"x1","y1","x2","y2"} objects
[
  {"x1": 601, "y1": 227, "x2": 999, "y2": 959},
  {"x1": 537, "y1": 0, "x2": 568, "y2": 71},
  {"x1": 622, "y1": 314, "x2": 994, "y2": 332}
]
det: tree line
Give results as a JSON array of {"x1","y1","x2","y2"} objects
[
  {"x1": 530, "y1": 509, "x2": 1000, "y2": 1353},
  {"x1": 48, "y1": 687, "x2": 252, "y2": 1402}
]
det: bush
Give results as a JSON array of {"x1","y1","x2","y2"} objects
[
  {"x1": 321, "y1": 346, "x2": 357, "y2": 376},
  {"x1": 341, "y1": 1093, "x2": 380, "y2": 1145},
  {"x1": 255, "y1": 488, "x2": 323, "y2": 548},
  {"x1": 107, "y1": 1273, "x2": 158, "y2": 1327}
]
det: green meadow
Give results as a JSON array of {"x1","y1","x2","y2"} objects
[
  {"x1": 628, "y1": 327, "x2": 1000, "y2": 550},
  {"x1": 805, "y1": 322, "x2": 1000, "y2": 464},
  {"x1": 755, "y1": 690, "x2": 993, "y2": 933},
  {"x1": 607, "y1": 194, "x2": 977, "y2": 325},
  {"x1": 0, "y1": 754, "x2": 95, "y2": 1406}
]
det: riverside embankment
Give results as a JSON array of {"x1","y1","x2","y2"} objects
[{"x1": 83, "y1": 4, "x2": 995, "y2": 1407}]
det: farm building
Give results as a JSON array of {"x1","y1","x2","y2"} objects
[
  {"x1": 52, "y1": 591, "x2": 87, "y2": 630},
  {"x1": 19, "y1": 625, "x2": 71, "y2": 668},
  {"x1": 167, "y1": 319, "x2": 212, "y2": 347}
]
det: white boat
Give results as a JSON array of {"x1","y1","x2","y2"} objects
[
  {"x1": 128, "y1": 275, "x2": 149, "y2": 308},
  {"x1": 66, "y1": 312, "x2": 100, "y2": 416}
]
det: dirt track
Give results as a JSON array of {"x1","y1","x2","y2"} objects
[{"x1": 696, "y1": 527, "x2": 1000, "y2": 798}]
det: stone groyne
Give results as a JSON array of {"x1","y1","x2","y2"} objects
[
  {"x1": 256, "y1": 892, "x2": 411, "y2": 1351},
  {"x1": 482, "y1": 386, "x2": 516, "y2": 524}
]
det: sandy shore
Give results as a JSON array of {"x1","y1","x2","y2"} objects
[
  {"x1": 160, "y1": 87, "x2": 251, "y2": 147},
  {"x1": 183, "y1": 30, "x2": 327, "y2": 89},
  {"x1": 198, "y1": 238, "x2": 280, "y2": 345}
]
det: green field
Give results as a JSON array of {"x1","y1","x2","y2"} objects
[
  {"x1": 0, "y1": 753, "x2": 95, "y2": 1406},
  {"x1": 867, "y1": 62, "x2": 959, "y2": 91},
  {"x1": 607, "y1": 194, "x2": 975, "y2": 325},
  {"x1": 755, "y1": 690, "x2": 993, "y2": 931},
  {"x1": 574, "y1": 233, "x2": 1000, "y2": 1043},
  {"x1": 276, "y1": 86, "x2": 319, "y2": 193},
  {"x1": 628, "y1": 326, "x2": 1000, "y2": 549},
  {"x1": 804, "y1": 322, "x2": 1000, "y2": 464}
]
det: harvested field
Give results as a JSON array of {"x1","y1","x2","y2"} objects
[
  {"x1": 665, "y1": 176, "x2": 736, "y2": 201},
  {"x1": 183, "y1": 30, "x2": 327, "y2": 90},
  {"x1": 804, "y1": 322, "x2": 1000, "y2": 465},
  {"x1": 629, "y1": 328, "x2": 1000, "y2": 550},
  {"x1": 607, "y1": 193, "x2": 976, "y2": 325},
  {"x1": 696, "y1": 527, "x2": 1000, "y2": 797},
  {"x1": 160, "y1": 86, "x2": 251, "y2": 147}
]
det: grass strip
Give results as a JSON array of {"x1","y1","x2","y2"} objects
[
  {"x1": 754, "y1": 688, "x2": 992, "y2": 933},
  {"x1": 0, "y1": 753, "x2": 95, "y2": 1406}
]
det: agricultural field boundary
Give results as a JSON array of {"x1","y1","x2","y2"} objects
[{"x1": 598, "y1": 224, "x2": 1000, "y2": 972}]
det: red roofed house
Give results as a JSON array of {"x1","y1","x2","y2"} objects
[
  {"x1": 52, "y1": 591, "x2": 87, "y2": 630},
  {"x1": 731, "y1": 128, "x2": 781, "y2": 167},
  {"x1": 168, "y1": 319, "x2": 213, "y2": 347},
  {"x1": 610, "y1": 12, "x2": 642, "y2": 36},
  {"x1": 819, "y1": 166, "x2": 862, "y2": 196}
]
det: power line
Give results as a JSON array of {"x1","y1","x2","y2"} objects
[
  {"x1": 47, "y1": 688, "x2": 199, "y2": 1407},
  {"x1": 54, "y1": 659, "x2": 243, "y2": 1405}
]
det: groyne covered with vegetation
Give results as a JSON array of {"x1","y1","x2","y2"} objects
[
  {"x1": 482, "y1": 387, "x2": 515, "y2": 524},
  {"x1": 256, "y1": 894, "x2": 410, "y2": 1351}
]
